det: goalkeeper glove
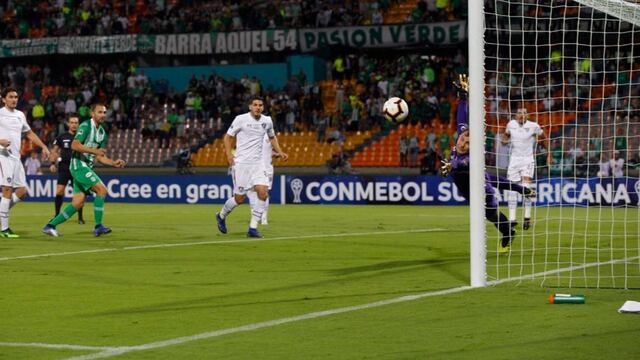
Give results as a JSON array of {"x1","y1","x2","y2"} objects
[
  {"x1": 452, "y1": 74, "x2": 469, "y2": 99},
  {"x1": 523, "y1": 187, "x2": 536, "y2": 198},
  {"x1": 439, "y1": 161, "x2": 453, "y2": 177}
]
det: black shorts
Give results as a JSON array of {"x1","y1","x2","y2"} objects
[{"x1": 57, "y1": 167, "x2": 73, "y2": 187}]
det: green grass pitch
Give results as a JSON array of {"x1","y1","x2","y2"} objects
[{"x1": 1, "y1": 203, "x2": 638, "y2": 359}]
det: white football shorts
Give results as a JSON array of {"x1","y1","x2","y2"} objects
[
  {"x1": 232, "y1": 163, "x2": 270, "y2": 195},
  {"x1": 0, "y1": 156, "x2": 26, "y2": 188},
  {"x1": 507, "y1": 157, "x2": 535, "y2": 182}
]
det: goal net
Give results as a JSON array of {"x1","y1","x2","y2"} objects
[{"x1": 481, "y1": 0, "x2": 640, "y2": 289}]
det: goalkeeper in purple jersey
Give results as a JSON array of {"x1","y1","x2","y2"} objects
[{"x1": 440, "y1": 75, "x2": 535, "y2": 252}]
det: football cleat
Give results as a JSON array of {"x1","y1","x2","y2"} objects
[
  {"x1": 500, "y1": 222, "x2": 517, "y2": 252},
  {"x1": 523, "y1": 218, "x2": 531, "y2": 230},
  {"x1": 498, "y1": 244, "x2": 510, "y2": 254},
  {"x1": 93, "y1": 224, "x2": 112, "y2": 237},
  {"x1": 247, "y1": 228, "x2": 263, "y2": 238},
  {"x1": 0, "y1": 228, "x2": 20, "y2": 238},
  {"x1": 42, "y1": 225, "x2": 61, "y2": 237},
  {"x1": 78, "y1": 219, "x2": 85, "y2": 225},
  {"x1": 216, "y1": 212, "x2": 227, "y2": 234}
]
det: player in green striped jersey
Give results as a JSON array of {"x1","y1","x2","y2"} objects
[{"x1": 43, "y1": 103, "x2": 125, "y2": 237}]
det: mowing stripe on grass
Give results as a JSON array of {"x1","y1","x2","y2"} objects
[
  {"x1": 60, "y1": 254, "x2": 640, "y2": 360},
  {"x1": 0, "y1": 228, "x2": 447, "y2": 262}
]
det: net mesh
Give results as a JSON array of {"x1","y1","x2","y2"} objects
[{"x1": 483, "y1": 0, "x2": 640, "y2": 288}]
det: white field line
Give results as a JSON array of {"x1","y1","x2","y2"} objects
[
  {"x1": 0, "y1": 342, "x2": 118, "y2": 351},
  {"x1": 50, "y1": 254, "x2": 640, "y2": 360},
  {"x1": 0, "y1": 228, "x2": 447, "y2": 262}
]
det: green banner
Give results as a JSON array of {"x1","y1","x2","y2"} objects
[
  {"x1": 151, "y1": 30, "x2": 297, "y2": 55},
  {"x1": 0, "y1": 22, "x2": 465, "y2": 58},
  {"x1": 299, "y1": 22, "x2": 466, "y2": 51},
  {"x1": 1, "y1": 35, "x2": 138, "y2": 57},
  {"x1": 1, "y1": 38, "x2": 58, "y2": 57}
]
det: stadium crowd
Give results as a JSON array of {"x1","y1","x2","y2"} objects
[
  {"x1": 0, "y1": 0, "x2": 467, "y2": 39},
  {"x1": 1, "y1": 44, "x2": 636, "y2": 175},
  {"x1": 0, "y1": 59, "x2": 327, "y2": 157}
]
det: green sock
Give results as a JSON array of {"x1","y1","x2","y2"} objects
[
  {"x1": 94, "y1": 196, "x2": 105, "y2": 226},
  {"x1": 49, "y1": 204, "x2": 77, "y2": 227}
]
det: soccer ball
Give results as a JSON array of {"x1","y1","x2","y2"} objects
[{"x1": 382, "y1": 97, "x2": 409, "y2": 123}]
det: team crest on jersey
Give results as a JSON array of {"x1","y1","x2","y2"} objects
[
  {"x1": 6, "y1": 177, "x2": 11, "y2": 184},
  {"x1": 96, "y1": 130, "x2": 105, "y2": 143},
  {"x1": 261, "y1": 123, "x2": 267, "y2": 129}
]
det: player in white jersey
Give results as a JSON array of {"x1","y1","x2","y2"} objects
[
  {"x1": 0, "y1": 88, "x2": 51, "y2": 237},
  {"x1": 216, "y1": 97, "x2": 287, "y2": 238},
  {"x1": 246, "y1": 133, "x2": 274, "y2": 225},
  {"x1": 501, "y1": 108, "x2": 551, "y2": 230}
]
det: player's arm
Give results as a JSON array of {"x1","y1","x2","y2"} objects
[
  {"x1": 224, "y1": 117, "x2": 242, "y2": 166},
  {"x1": 49, "y1": 144, "x2": 61, "y2": 173},
  {"x1": 95, "y1": 154, "x2": 126, "y2": 168},
  {"x1": 501, "y1": 128, "x2": 511, "y2": 145},
  {"x1": 94, "y1": 133, "x2": 123, "y2": 167},
  {"x1": 223, "y1": 134, "x2": 235, "y2": 166},
  {"x1": 537, "y1": 128, "x2": 552, "y2": 164},
  {"x1": 71, "y1": 140, "x2": 106, "y2": 157},
  {"x1": 269, "y1": 135, "x2": 288, "y2": 161},
  {"x1": 452, "y1": 74, "x2": 469, "y2": 134},
  {"x1": 25, "y1": 130, "x2": 50, "y2": 158}
]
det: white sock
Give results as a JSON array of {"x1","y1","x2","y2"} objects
[
  {"x1": 250, "y1": 199, "x2": 267, "y2": 229},
  {"x1": 220, "y1": 197, "x2": 239, "y2": 218},
  {"x1": 10, "y1": 193, "x2": 20, "y2": 209},
  {"x1": 247, "y1": 191, "x2": 258, "y2": 214},
  {"x1": 261, "y1": 198, "x2": 269, "y2": 222},
  {"x1": 0, "y1": 197, "x2": 10, "y2": 231},
  {"x1": 507, "y1": 190, "x2": 518, "y2": 222},
  {"x1": 523, "y1": 183, "x2": 532, "y2": 219}
]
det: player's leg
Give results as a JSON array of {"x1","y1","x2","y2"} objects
[
  {"x1": 247, "y1": 184, "x2": 269, "y2": 238},
  {"x1": 520, "y1": 160, "x2": 535, "y2": 230},
  {"x1": 0, "y1": 158, "x2": 25, "y2": 237},
  {"x1": 506, "y1": 165, "x2": 521, "y2": 225},
  {"x1": 45, "y1": 167, "x2": 96, "y2": 236},
  {"x1": 261, "y1": 172, "x2": 273, "y2": 225},
  {"x1": 216, "y1": 165, "x2": 247, "y2": 233},
  {"x1": 261, "y1": 197, "x2": 270, "y2": 225},
  {"x1": 54, "y1": 183, "x2": 65, "y2": 215},
  {"x1": 65, "y1": 173, "x2": 84, "y2": 223},
  {"x1": 485, "y1": 192, "x2": 515, "y2": 253},
  {"x1": 11, "y1": 159, "x2": 27, "y2": 209},
  {"x1": 90, "y1": 181, "x2": 111, "y2": 236},
  {"x1": 43, "y1": 192, "x2": 87, "y2": 237},
  {"x1": 217, "y1": 193, "x2": 245, "y2": 234},
  {"x1": 246, "y1": 190, "x2": 258, "y2": 211},
  {"x1": 0, "y1": 186, "x2": 15, "y2": 237}
]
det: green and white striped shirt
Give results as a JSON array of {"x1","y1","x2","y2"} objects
[{"x1": 71, "y1": 119, "x2": 108, "y2": 170}]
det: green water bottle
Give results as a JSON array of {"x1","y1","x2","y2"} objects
[{"x1": 548, "y1": 293, "x2": 586, "y2": 304}]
